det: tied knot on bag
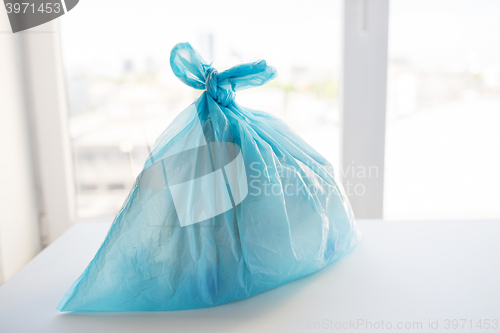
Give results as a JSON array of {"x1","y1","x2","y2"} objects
[
  {"x1": 170, "y1": 43, "x2": 277, "y2": 107},
  {"x1": 205, "y1": 67, "x2": 236, "y2": 107}
]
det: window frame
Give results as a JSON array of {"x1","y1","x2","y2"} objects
[
  {"x1": 15, "y1": 20, "x2": 75, "y2": 245},
  {"x1": 341, "y1": 0, "x2": 389, "y2": 218}
]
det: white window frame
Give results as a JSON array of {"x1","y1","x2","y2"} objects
[
  {"x1": 341, "y1": 0, "x2": 389, "y2": 218},
  {"x1": 14, "y1": 20, "x2": 75, "y2": 245}
]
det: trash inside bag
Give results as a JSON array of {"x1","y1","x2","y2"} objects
[{"x1": 57, "y1": 43, "x2": 360, "y2": 312}]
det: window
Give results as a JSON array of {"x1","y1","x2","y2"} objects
[
  {"x1": 59, "y1": 0, "x2": 500, "y2": 221},
  {"x1": 60, "y1": 0, "x2": 342, "y2": 219},
  {"x1": 385, "y1": 0, "x2": 500, "y2": 219}
]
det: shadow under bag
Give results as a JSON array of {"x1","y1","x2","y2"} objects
[{"x1": 57, "y1": 43, "x2": 360, "y2": 311}]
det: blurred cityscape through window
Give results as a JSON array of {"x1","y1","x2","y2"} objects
[
  {"x1": 60, "y1": 0, "x2": 342, "y2": 218},
  {"x1": 62, "y1": 0, "x2": 499, "y2": 221},
  {"x1": 385, "y1": 0, "x2": 500, "y2": 219}
]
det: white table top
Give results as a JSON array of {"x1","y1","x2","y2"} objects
[{"x1": 1, "y1": 220, "x2": 499, "y2": 332}]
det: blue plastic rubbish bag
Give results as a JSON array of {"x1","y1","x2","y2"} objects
[{"x1": 57, "y1": 43, "x2": 360, "y2": 311}]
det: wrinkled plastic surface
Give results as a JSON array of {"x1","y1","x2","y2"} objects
[{"x1": 57, "y1": 43, "x2": 360, "y2": 312}]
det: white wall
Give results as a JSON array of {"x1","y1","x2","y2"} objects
[{"x1": 0, "y1": 11, "x2": 42, "y2": 283}]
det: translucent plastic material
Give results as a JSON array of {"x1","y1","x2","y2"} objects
[{"x1": 57, "y1": 43, "x2": 360, "y2": 312}]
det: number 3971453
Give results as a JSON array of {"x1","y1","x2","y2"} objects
[{"x1": 5, "y1": 2, "x2": 62, "y2": 14}]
